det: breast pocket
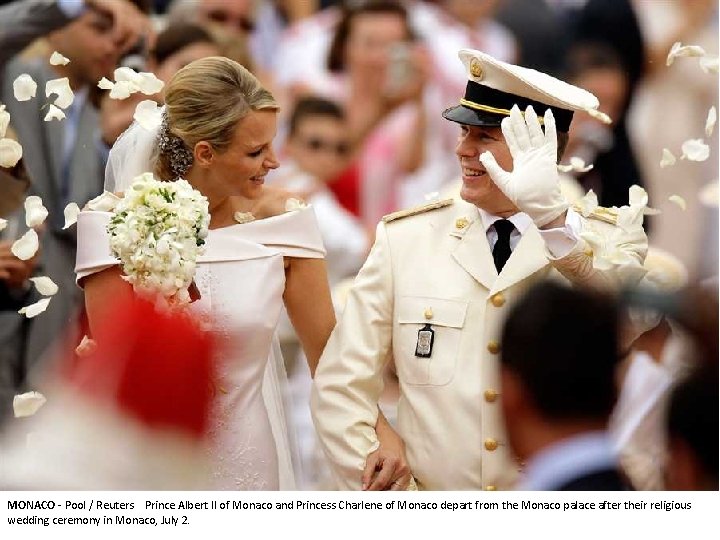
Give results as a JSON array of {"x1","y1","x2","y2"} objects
[{"x1": 395, "y1": 296, "x2": 468, "y2": 386}]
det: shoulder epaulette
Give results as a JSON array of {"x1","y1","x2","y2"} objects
[
  {"x1": 382, "y1": 199, "x2": 454, "y2": 224},
  {"x1": 572, "y1": 204, "x2": 618, "y2": 226}
]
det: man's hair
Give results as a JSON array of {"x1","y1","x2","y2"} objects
[
  {"x1": 500, "y1": 281, "x2": 620, "y2": 421},
  {"x1": 288, "y1": 97, "x2": 345, "y2": 136},
  {"x1": 151, "y1": 23, "x2": 216, "y2": 66}
]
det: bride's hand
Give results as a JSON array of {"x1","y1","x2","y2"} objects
[{"x1": 363, "y1": 415, "x2": 412, "y2": 491}]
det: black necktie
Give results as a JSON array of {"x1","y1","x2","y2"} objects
[{"x1": 492, "y1": 219, "x2": 514, "y2": 273}]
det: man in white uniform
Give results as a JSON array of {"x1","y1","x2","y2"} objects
[{"x1": 311, "y1": 49, "x2": 648, "y2": 491}]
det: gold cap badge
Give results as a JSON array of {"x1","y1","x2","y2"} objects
[{"x1": 470, "y1": 58, "x2": 483, "y2": 79}]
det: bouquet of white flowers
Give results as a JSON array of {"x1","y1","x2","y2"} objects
[{"x1": 108, "y1": 172, "x2": 210, "y2": 306}]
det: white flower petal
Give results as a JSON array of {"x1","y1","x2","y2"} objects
[
  {"x1": 576, "y1": 189, "x2": 599, "y2": 217},
  {"x1": 13, "y1": 73, "x2": 37, "y2": 102},
  {"x1": 11, "y1": 229, "x2": 39, "y2": 260},
  {"x1": 30, "y1": 276, "x2": 58, "y2": 296},
  {"x1": 660, "y1": 148, "x2": 676, "y2": 168},
  {"x1": 699, "y1": 55, "x2": 719, "y2": 74},
  {"x1": 587, "y1": 108, "x2": 612, "y2": 125},
  {"x1": 24, "y1": 195, "x2": 48, "y2": 228},
  {"x1": 0, "y1": 218, "x2": 7, "y2": 232},
  {"x1": 0, "y1": 137, "x2": 23, "y2": 167},
  {"x1": 108, "y1": 80, "x2": 135, "y2": 100},
  {"x1": 705, "y1": 106, "x2": 716, "y2": 137},
  {"x1": 13, "y1": 391, "x2": 46, "y2": 418},
  {"x1": 114, "y1": 66, "x2": 143, "y2": 84},
  {"x1": 45, "y1": 77, "x2": 74, "y2": 109},
  {"x1": 63, "y1": 202, "x2": 80, "y2": 229},
  {"x1": 18, "y1": 297, "x2": 51, "y2": 318},
  {"x1": 49, "y1": 51, "x2": 70, "y2": 66},
  {"x1": 136, "y1": 72, "x2": 164, "y2": 95},
  {"x1": 667, "y1": 42, "x2": 706, "y2": 66},
  {"x1": 680, "y1": 138, "x2": 710, "y2": 162},
  {"x1": 75, "y1": 335, "x2": 97, "y2": 357},
  {"x1": 668, "y1": 195, "x2": 687, "y2": 211},
  {"x1": 97, "y1": 77, "x2": 114, "y2": 90},
  {"x1": 44, "y1": 104, "x2": 66, "y2": 122},
  {"x1": 0, "y1": 104, "x2": 9, "y2": 137},
  {"x1": 87, "y1": 191, "x2": 121, "y2": 211},
  {"x1": 628, "y1": 185, "x2": 649, "y2": 207},
  {"x1": 133, "y1": 99, "x2": 162, "y2": 130}
]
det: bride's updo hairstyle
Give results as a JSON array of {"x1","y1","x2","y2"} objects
[{"x1": 155, "y1": 56, "x2": 279, "y2": 180}]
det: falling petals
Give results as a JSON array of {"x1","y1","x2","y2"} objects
[
  {"x1": 680, "y1": 138, "x2": 710, "y2": 162},
  {"x1": 558, "y1": 156, "x2": 594, "y2": 173},
  {"x1": 0, "y1": 137, "x2": 22, "y2": 167},
  {"x1": 63, "y1": 202, "x2": 80, "y2": 229},
  {"x1": 13, "y1": 391, "x2": 47, "y2": 418},
  {"x1": 49, "y1": 51, "x2": 70, "y2": 66},
  {"x1": 11, "y1": 229, "x2": 39, "y2": 260},
  {"x1": 24, "y1": 195, "x2": 48, "y2": 228},
  {"x1": 45, "y1": 77, "x2": 74, "y2": 109},
  {"x1": 44, "y1": 104, "x2": 66, "y2": 122},
  {"x1": 666, "y1": 42, "x2": 706, "y2": 66},
  {"x1": 30, "y1": 276, "x2": 58, "y2": 296},
  {"x1": 86, "y1": 191, "x2": 121, "y2": 211},
  {"x1": 0, "y1": 104, "x2": 9, "y2": 137},
  {"x1": 104, "y1": 67, "x2": 164, "y2": 100},
  {"x1": 660, "y1": 148, "x2": 676, "y2": 168},
  {"x1": 668, "y1": 195, "x2": 687, "y2": 211},
  {"x1": 108, "y1": 80, "x2": 134, "y2": 100},
  {"x1": 97, "y1": 77, "x2": 114, "y2": 90},
  {"x1": 587, "y1": 108, "x2": 612, "y2": 125},
  {"x1": 699, "y1": 55, "x2": 719, "y2": 74},
  {"x1": 576, "y1": 189, "x2": 599, "y2": 217},
  {"x1": 705, "y1": 106, "x2": 716, "y2": 137},
  {"x1": 133, "y1": 99, "x2": 162, "y2": 130},
  {"x1": 13, "y1": 73, "x2": 37, "y2": 102},
  {"x1": 18, "y1": 297, "x2": 51, "y2": 318}
]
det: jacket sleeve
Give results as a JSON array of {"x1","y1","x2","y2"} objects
[{"x1": 310, "y1": 221, "x2": 394, "y2": 490}]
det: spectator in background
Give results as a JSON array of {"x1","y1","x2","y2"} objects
[{"x1": 501, "y1": 282, "x2": 631, "y2": 491}]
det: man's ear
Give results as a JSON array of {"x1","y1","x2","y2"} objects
[{"x1": 194, "y1": 141, "x2": 214, "y2": 166}]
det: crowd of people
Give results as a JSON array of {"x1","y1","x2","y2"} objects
[{"x1": 0, "y1": 0, "x2": 717, "y2": 492}]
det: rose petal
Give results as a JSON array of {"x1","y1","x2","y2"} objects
[
  {"x1": 75, "y1": 335, "x2": 97, "y2": 357},
  {"x1": 45, "y1": 77, "x2": 74, "y2": 109},
  {"x1": 18, "y1": 297, "x2": 51, "y2": 318},
  {"x1": 13, "y1": 73, "x2": 37, "y2": 102},
  {"x1": 668, "y1": 195, "x2": 687, "y2": 211},
  {"x1": 97, "y1": 77, "x2": 114, "y2": 90},
  {"x1": 699, "y1": 55, "x2": 719, "y2": 74},
  {"x1": 13, "y1": 391, "x2": 47, "y2": 418},
  {"x1": 0, "y1": 104, "x2": 9, "y2": 137},
  {"x1": 136, "y1": 72, "x2": 164, "y2": 95},
  {"x1": 87, "y1": 191, "x2": 121, "y2": 211},
  {"x1": 30, "y1": 276, "x2": 58, "y2": 296},
  {"x1": 133, "y1": 99, "x2": 163, "y2": 130},
  {"x1": 49, "y1": 51, "x2": 70, "y2": 66},
  {"x1": 0, "y1": 218, "x2": 7, "y2": 232},
  {"x1": 108, "y1": 80, "x2": 134, "y2": 100},
  {"x1": 63, "y1": 202, "x2": 80, "y2": 229},
  {"x1": 576, "y1": 189, "x2": 599, "y2": 217},
  {"x1": 44, "y1": 104, "x2": 66, "y2": 122},
  {"x1": 705, "y1": 106, "x2": 716, "y2": 137},
  {"x1": 667, "y1": 42, "x2": 706, "y2": 66},
  {"x1": 629, "y1": 185, "x2": 649, "y2": 207},
  {"x1": 11, "y1": 229, "x2": 39, "y2": 260},
  {"x1": 680, "y1": 138, "x2": 710, "y2": 162},
  {"x1": 0, "y1": 137, "x2": 23, "y2": 167},
  {"x1": 587, "y1": 108, "x2": 612, "y2": 125},
  {"x1": 24, "y1": 195, "x2": 48, "y2": 228},
  {"x1": 114, "y1": 66, "x2": 143, "y2": 84},
  {"x1": 660, "y1": 148, "x2": 676, "y2": 168}
]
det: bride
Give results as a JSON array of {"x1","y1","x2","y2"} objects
[{"x1": 75, "y1": 57, "x2": 339, "y2": 490}]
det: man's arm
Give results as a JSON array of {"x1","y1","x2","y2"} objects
[{"x1": 310, "y1": 221, "x2": 395, "y2": 490}]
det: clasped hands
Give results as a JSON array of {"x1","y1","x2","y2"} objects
[{"x1": 479, "y1": 105, "x2": 568, "y2": 228}]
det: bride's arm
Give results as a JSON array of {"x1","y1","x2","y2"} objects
[
  {"x1": 83, "y1": 267, "x2": 134, "y2": 337},
  {"x1": 282, "y1": 257, "x2": 336, "y2": 377}
]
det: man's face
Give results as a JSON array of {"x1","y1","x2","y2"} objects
[
  {"x1": 287, "y1": 116, "x2": 351, "y2": 184},
  {"x1": 455, "y1": 124, "x2": 517, "y2": 213},
  {"x1": 47, "y1": 9, "x2": 123, "y2": 86},
  {"x1": 199, "y1": 0, "x2": 255, "y2": 36}
]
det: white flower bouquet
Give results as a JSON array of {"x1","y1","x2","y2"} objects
[{"x1": 108, "y1": 173, "x2": 210, "y2": 306}]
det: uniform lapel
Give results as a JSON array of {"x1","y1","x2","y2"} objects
[
  {"x1": 450, "y1": 207, "x2": 497, "y2": 291},
  {"x1": 490, "y1": 224, "x2": 548, "y2": 295}
]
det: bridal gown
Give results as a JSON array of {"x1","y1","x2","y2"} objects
[{"x1": 75, "y1": 205, "x2": 326, "y2": 490}]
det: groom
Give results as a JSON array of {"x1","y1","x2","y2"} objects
[{"x1": 311, "y1": 49, "x2": 648, "y2": 490}]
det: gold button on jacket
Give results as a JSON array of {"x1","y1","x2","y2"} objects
[
  {"x1": 490, "y1": 293, "x2": 505, "y2": 307},
  {"x1": 487, "y1": 340, "x2": 500, "y2": 354},
  {"x1": 484, "y1": 438, "x2": 498, "y2": 451},
  {"x1": 484, "y1": 389, "x2": 498, "y2": 402}
]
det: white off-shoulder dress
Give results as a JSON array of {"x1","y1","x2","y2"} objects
[{"x1": 75, "y1": 206, "x2": 326, "y2": 490}]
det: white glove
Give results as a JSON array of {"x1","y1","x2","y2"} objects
[{"x1": 479, "y1": 105, "x2": 568, "y2": 227}]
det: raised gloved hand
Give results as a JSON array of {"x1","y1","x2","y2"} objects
[{"x1": 479, "y1": 105, "x2": 568, "y2": 227}]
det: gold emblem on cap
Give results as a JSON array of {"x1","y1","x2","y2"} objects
[
  {"x1": 470, "y1": 58, "x2": 483, "y2": 79},
  {"x1": 455, "y1": 217, "x2": 469, "y2": 230}
]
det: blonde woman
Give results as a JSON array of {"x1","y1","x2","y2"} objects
[{"x1": 74, "y1": 57, "x2": 379, "y2": 490}]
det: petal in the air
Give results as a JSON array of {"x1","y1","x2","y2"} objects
[
  {"x1": 24, "y1": 195, "x2": 49, "y2": 228},
  {"x1": 30, "y1": 276, "x2": 59, "y2": 296},
  {"x1": 44, "y1": 104, "x2": 66, "y2": 122},
  {"x1": 0, "y1": 137, "x2": 22, "y2": 167},
  {"x1": 18, "y1": 297, "x2": 51, "y2": 318},
  {"x1": 13, "y1": 73, "x2": 37, "y2": 102},
  {"x1": 13, "y1": 391, "x2": 47, "y2": 417},
  {"x1": 63, "y1": 202, "x2": 80, "y2": 229},
  {"x1": 660, "y1": 148, "x2": 676, "y2": 168},
  {"x1": 11, "y1": 229, "x2": 39, "y2": 260},
  {"x1": 45, "y1": 77, "x2": 74, "y2": 109},
  {"x1": 668, "y1": 195, "x2": 687, "y2": 211},
  {"x1": 133, "y1": 100, "x2": 163, "y2": 130},
  {"x1": 680, "y1": 138, "x2": 710, "y2": 162},
  {"x1": 49, "y1": 51, "x2": 70, "y2": 66}
]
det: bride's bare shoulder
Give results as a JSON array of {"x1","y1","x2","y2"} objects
[{"x1": 252, "y1": 186, "x2": 305, "y2": 219}]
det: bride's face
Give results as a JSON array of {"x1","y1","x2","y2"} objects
[{"x1": 207, "y1": 109, "x2": 279, "y2": 199}]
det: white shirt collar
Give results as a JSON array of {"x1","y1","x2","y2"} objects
[
  {"x1": 476, "y1": 207, "x2": 533, "y2": 235},
  {"x1": 517, "y1": 431, "x2": 618, "y2": 491}
]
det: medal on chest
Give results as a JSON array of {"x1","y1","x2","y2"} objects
[{"x1": 415, "y1": 324, "x2": 435, "y2": 358}]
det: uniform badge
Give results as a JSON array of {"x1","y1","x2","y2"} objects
[{"x1": 415, "y1": 324, "x2": 435, "y2": 358}]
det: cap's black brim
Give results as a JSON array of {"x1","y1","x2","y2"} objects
[{"x1": 441, "y1": 105, "x2": 504, "y2": 127}]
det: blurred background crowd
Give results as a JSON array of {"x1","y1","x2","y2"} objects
[{"x1": 0, "y1": 0, "x2": 717, "y2": 491}]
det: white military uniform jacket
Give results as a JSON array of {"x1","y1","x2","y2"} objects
[{"x1": 311, "y1": 197, "x2": 646, "y2": 490}]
